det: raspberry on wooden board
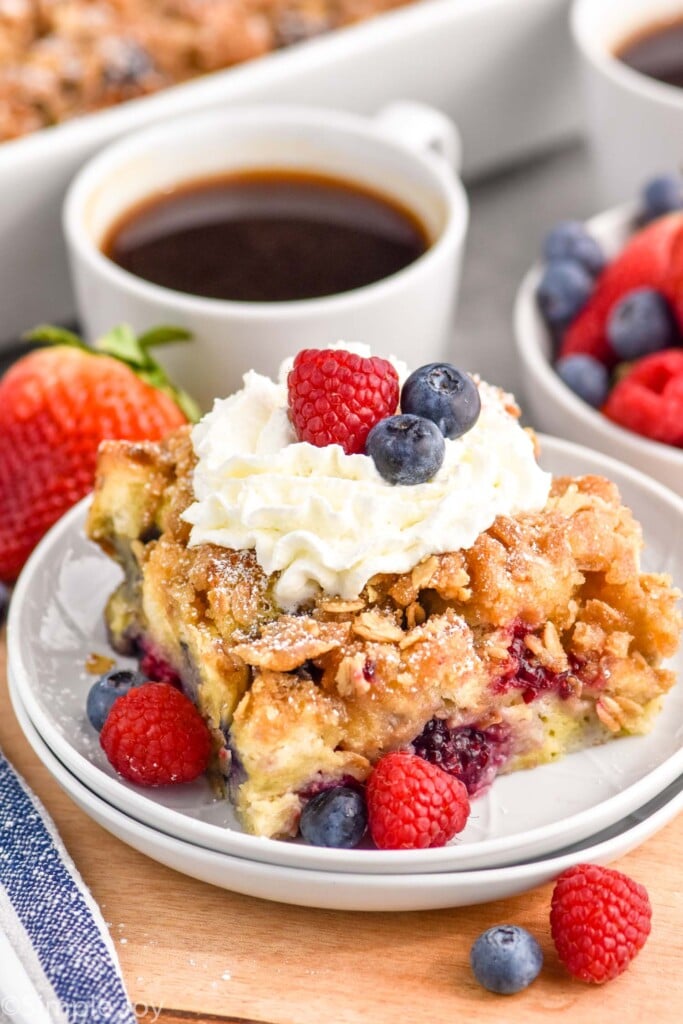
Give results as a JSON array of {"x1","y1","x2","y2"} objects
[{"x1": 550, "y1": 863, "x2": 652, "y2": 984}]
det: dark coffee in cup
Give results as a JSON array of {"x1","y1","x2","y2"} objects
[
  {"x1": 616, "y1": 17, "x2": 683, "y2": 89},
  {"x1": 102, "y1": 170, "x2": 430, "y2": 302}
]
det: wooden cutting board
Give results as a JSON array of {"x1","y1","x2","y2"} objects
[{"x1": 1, "y1": 628, "x2": 681, "y2": 1024}]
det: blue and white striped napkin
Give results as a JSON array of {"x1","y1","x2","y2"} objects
[{"x1": 0, "y1": 750, "x2": 135, "y2": 1024}]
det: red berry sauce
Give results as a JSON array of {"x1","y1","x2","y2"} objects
[
  {"x1": 139, "y1": 645, "x2": 182, "y2": 688},
  {"x1": 494, "y1": 624, "x2": 576, "y2": 704}
]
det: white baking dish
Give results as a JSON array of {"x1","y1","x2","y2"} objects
[{"x1": 0, "y1": 0, "x2": 577, "y2": 343}]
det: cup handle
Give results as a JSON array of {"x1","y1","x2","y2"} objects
[{"x1": 373, "y1": 101, "x2": 462, "y2": 173}]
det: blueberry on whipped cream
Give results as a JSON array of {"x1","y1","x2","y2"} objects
[
  {"x1": 401, "y1": 362, "x2": 481, "y2": 439},
  {"x1": 183, "y1": 343, "x2": 551, "y2": 611},
  {"x1": 366, "y1": 413, "x2": 446, "y2": 485}
]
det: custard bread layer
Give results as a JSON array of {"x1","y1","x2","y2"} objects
[{"x1": 88, "y1": 430, "x2": 681, "y2": 838}]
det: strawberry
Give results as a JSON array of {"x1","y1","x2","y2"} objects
[
  {"x1": 667, "y1": 216, "x2": 683, "y2": 326},
  {"x1": 0, "y1": 324, "x2": 198, "y2": 583},
  {"x1": 560, "y1": 212, "x2": 683, "y2": 367}
]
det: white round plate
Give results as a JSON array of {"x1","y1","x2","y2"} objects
[
  {"x1": 9, "y1": 673, "x2": 682, "y2": 911},
  {"x1": 7, "y1": 436, "x2": 683, "y2": 875}
]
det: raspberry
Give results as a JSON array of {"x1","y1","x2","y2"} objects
[
  {"x1": 287, "y1": 348, "x2": 399, "y2": 454},
  {"x1": 366, "y1": 751, "x2": 470, "y2": 850},
  {"x1": 550, "y1": 863, "x2": 652, "y2": 984},
  {"x1": 603, "y1": 348, "x2": 683, "y2": 447},
  {"x1": 100, "y1": 682, "x2": 212, "y2": 786}
]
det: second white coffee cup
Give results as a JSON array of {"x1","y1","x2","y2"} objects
[
  {"x1": 572, "y1": 0, "x2": 683, "y2": 204},
  {"x1": 64, "y1": 102, "x2": 468, "y2": 410}
]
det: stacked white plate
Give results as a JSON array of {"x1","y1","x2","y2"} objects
[{"x1": 7, "y1": 436, "x2": 683, "y2": 912}]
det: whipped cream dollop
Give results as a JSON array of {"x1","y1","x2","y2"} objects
[{"x1": 183, "y1": 345, "x2": 551, "y2": 611}]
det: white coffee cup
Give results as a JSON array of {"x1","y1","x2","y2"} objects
[
  {"x1": 572, "y1": 0, "x2": 683, "y2": 204},
  {"x1": 64, "y1": 102, "x2": 467, "y2": 410}
]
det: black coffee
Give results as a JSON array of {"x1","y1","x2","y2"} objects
[
  {"x1": 617, "y1": 17, "x2": 683, "y2": 90},
  {"x1": 103, "y1": 170, "x2": 430, "y2": 302}
]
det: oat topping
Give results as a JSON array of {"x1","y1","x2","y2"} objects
[
  {"x1": 0, "y1": 1, "x2": 416, "y2": 141},
  {"x1": 183, "y1": 355, "x2": 552, "y2": 610},
  {"x1": 87, "y1": 421, "x2": 681, "y2": 839}
]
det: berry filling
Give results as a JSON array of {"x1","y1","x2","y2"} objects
[
  {"x1": 221, "y1": 735, "x2": 248, "y2": 800},
  {"x1": 298, "y1": 775, "x2": 364, "y2": 801},
  {"x1": 412, "y1": 720, "x2": 511, "y2": 797},
  {"x1": 494, "y1": 626, "x2": 576, "y2": 704},
  {"x1": 139, "y1": 645, "x2": 182, "y2": 688}
]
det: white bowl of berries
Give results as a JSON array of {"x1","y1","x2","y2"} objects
[{"x1": 514, "y1": 175, "x2": 683, "y2": 497}]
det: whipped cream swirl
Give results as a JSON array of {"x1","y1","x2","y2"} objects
[{"x1": 183, "y1": 346, "x2": 551, "y2": 611}]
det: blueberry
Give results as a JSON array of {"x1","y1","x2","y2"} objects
[
  {"x1": 642, "y1": 174, "x2": 683, "y2": 220},
  {"x1": 536, "y1": 260, "x2": 593, "y2": 327},
  {"x1": 470, "y1": 925, "x2": 543, "y2": 995},
  {"x1": 542, "y1": 220, "x2": 605, "y2": 277},
  {"x1": 555, "y1": 354, "x2": 610, "y2": 408},
  {"x1": 366, "y1": 414, "x2": 445, "y2": 485},
  {"x1": 299, "y1": 786, "x2": 368, "y2": 848},
  {"x1": 102, "y1": 39, "x2": 154, "y2": 87},
  {"x1": 0, "y1": 582, "x2": 9, "y2": 627},
  {"x1": 86, "y1": 668, "x2": 146, "y2": 731},
  {"x1": 606, "y1": 287, "x2": 676, "y2": 361},
  {"x1": 401, "y1": 363, "x2": 481, "y2": 439}
]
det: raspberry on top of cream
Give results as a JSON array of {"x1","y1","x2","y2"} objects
[{"x1": 183, "y1": 344, "x2": 551, "y2": 611}]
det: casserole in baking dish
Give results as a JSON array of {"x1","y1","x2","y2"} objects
[{"x1": 0, "y1": 0, "x2": 577, "y2": 341}]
